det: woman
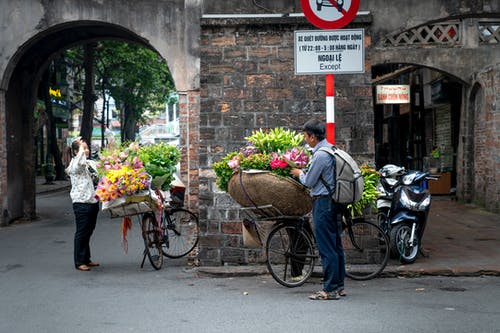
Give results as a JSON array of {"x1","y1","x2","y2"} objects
[{"x1": 66, "y1": 137, "x2": 100, "y2": 271}]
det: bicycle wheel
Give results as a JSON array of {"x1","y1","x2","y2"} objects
[
  {"x1": 266, "y1": 224, "x2": 316, "y2": 288},
  {"x1": 342, "y1": 219, "x2": 389, "y2": 280},
  {"x1": 141, "y1": 213, "x2": 163, "y2": 270},
  {"x1": 162, "y1": 208, "x2": 200, "y2": 258}
]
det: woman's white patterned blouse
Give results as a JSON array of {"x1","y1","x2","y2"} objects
[{"x1": 66, "y1": 147, "x2": 99, "y2": 204}]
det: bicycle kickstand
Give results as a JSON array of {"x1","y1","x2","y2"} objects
[{"x1": 140, "y1": 249, "x2": 147, "y2": 268}]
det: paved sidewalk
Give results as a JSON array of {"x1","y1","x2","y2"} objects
[
  {"x1": 36, "y1": 176, "x2": 70, "y2": 194},
  {"x1": 35, "y1": 178, "x2": 500, "y2": 278}
]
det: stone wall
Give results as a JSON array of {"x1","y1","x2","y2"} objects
[
  {"x1": 197, "y1": 18, "x2": 374, "y2": 265},
  {"x1": 472, "y1": 66, "x2": 500, "y2": 212},
  {"x1": 434, "y1": 105, "x2": 454, "y2": 171}
]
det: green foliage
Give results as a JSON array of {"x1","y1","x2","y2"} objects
[
  {"x1": 238, "y1": 153, "x2": 271, "y2": 171},
  {"x1": 213, "y1": 152, "x2": 239, "y2": 192},
  {"x1": 347, "y1": 164, "x2": 380, "y2": 217},
  {"x1": 138, "y1": 142, "x2": 181, "y2": 190},
  {"x1": 246, "y1": 128, "x2": 304, "y2": 154}
]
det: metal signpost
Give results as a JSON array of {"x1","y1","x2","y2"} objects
[{"x1": 298, "y1": 0, "x2": 362, "y2": 144}]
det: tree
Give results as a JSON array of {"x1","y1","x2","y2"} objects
[
  {"x1": 80, "y1": 42, "x2": 98, "y2": 146},
  {"x1": 95, "y1": 41, "x2": 175, "y2": 142},
  {"x1": 53, "y1": 41, "x2": 174, "y2": 150}
]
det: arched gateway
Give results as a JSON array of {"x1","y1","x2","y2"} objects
[
  {"x1": 0, "y1": 1, "x2": 201, "y2": 224},
  {"x1": 1, "y1": 1, "x2": 499, "y2": 266}
]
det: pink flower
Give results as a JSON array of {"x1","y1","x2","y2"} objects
[
  {"x1": 282, "y1": 148, "x2": 309, "y2": 167},
  {"x1": 132, "y1": 156, "x2": 143, "y2": 169},
  {"x1": 270, "y1": 158, "x2": 288, "y2": 169},
  {"x1": 227, "y1": 156, "x2": 240, "y2": 169}
]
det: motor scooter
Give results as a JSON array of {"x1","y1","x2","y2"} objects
[
  {"x1": 376, "y1": 164, "x2": 406, "y2": 234},
  {"x1": 384, "y1": 170, "x2": 439, "y2": 264}
]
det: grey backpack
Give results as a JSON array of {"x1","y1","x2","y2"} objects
[{"x1": 319, "y1": 146, "x2": 364, "y2": 204}]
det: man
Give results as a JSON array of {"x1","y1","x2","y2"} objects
[{"x1": 290, "y1": 119, "x2": 346, "y2": 300}]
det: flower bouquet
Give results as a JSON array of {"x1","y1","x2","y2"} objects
[
  {"x1": 213, "y1": 128, "x2": 313, "y2": 217},
  {"x1": 95, "y1": 142, "x2": 181, "y2": 218}
]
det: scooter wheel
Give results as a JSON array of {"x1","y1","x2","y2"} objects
[
  {"x1": 376, "y1": 209, "x2": 389, "y2": 234},
  {"x1": 390, "y1": 222, "x2": 419, "y2": 264}
]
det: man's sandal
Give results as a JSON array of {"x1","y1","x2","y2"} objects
[
  {"x1": 76, "y1": 264, "x2": 91, "y2": 271},
  {"x1": 87, "y1": 261, "x2": 100, "y2": 267},
  {"x1": 308, "y1": 291, "x2": 340, "y2": 300}
]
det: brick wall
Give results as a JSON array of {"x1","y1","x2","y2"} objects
[
  {"x1": 198, "y1": 19, "x2": 374, "y2": 265},
  {"x1": 434, "y1": 105, "x2": 454, "y2": 170},
  {"x1": 472, "y1": 66, "x2": 500, "y2": 212},
  {"x1": 178, "y1": 91, "x2": 200, "y2": 212}
]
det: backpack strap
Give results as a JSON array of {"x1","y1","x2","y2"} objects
[{"x1": 318, "y1": 146, "x2": 337, "y2": 196}]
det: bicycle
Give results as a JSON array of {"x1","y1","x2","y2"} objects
[
  {"x1": 243, "y1": 204, "x2": 389, "y2": 288},
  {"x1": 140, "y1": 188, "x2": 200, "y2": 270}
]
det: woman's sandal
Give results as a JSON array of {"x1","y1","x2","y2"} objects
[
  {"x1": 338, "y1": 289, "x2": 346, "y2": 297},
  {"x1": 308, "y1": 291, "x2": 340, "y2": 300}
]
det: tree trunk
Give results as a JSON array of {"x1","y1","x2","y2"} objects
[
  {"x1": 122, "y1": 102, "x2": 137, "y2": 142},
  {"x1": 80, "y1": 42, "x2": 97, "y2": 149}
]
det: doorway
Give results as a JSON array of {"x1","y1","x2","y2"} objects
[{"x1": 373, "y1": 65, "x2": 462, "y2": 195}]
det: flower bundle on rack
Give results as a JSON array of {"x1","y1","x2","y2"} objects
[
  {"x1": 213, "y1": 127, "x2": 379, "y2": 218},
  {"x1": 213, "y1": 128, "x2": 310, "y2": 192},
  {"x1": 95, "y1": 142, "x2": 150, "y2": 202},
  {"x1": 95, "y1": 167, "x2": 150, "y2": 202},
  {"x1": 94, "y1": 142, "x2": 181, "y2": 203}
]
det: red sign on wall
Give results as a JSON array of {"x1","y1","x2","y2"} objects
[{"x1": 300, "y1": 0, "x2": 360, "y2": 30}]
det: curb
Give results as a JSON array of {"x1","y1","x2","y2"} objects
[
  {"x1": 196, "y1": 265, "x2": 269, "y2": 278},
  {"x1": 36, "y1": 184, "x2": 71, "y2": 195},
  {"x1": 195, "y1": 265, "x2": 500, "y2": 279},
  {"x1": 380, "y1": 267, "x2": 500, "y2": 278}
]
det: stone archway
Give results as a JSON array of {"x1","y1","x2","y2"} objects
[{"x1": 1, "y1": 20, "x2": 200, "y2": 224}]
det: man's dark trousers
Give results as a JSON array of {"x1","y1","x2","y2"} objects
[{"x1": 313, "y1": 196, "x2": 345, "y2": 292}]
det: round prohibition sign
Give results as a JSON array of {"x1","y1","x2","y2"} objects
[{"x1": 300, "y1": 0, "x2": 360, "y2": 30}]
